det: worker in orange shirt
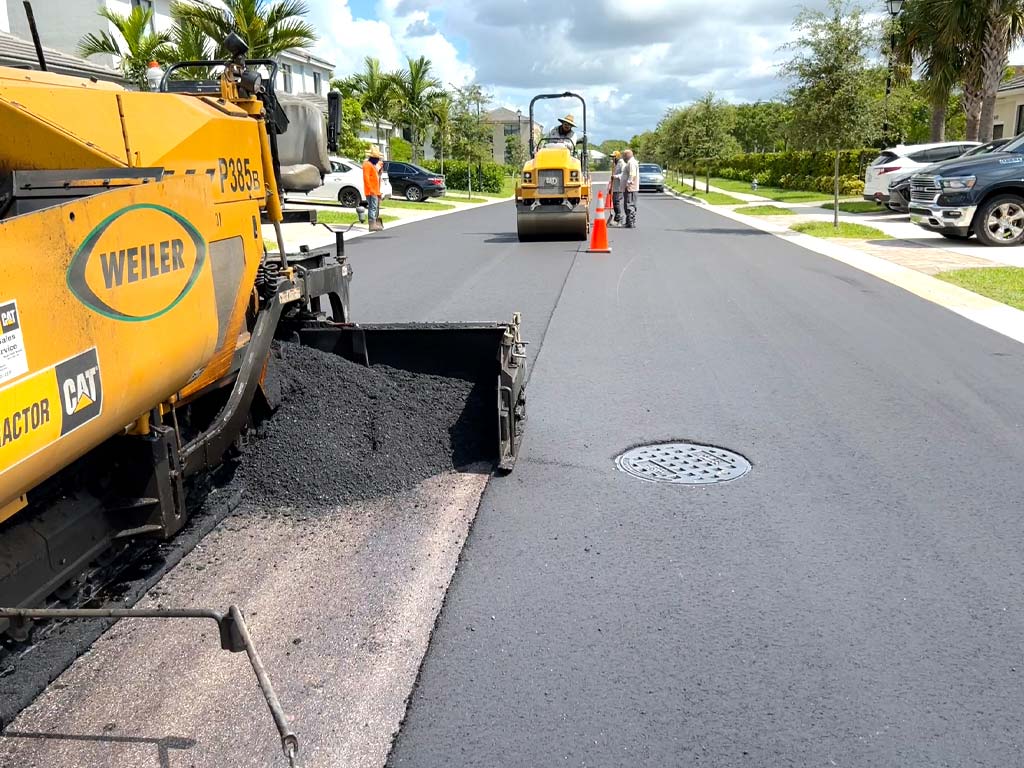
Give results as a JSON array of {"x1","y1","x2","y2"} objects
[{"x1": 362, "y1": 147, "x2": 384, "y2": 232}]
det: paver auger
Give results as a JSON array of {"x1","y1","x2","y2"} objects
[{"x1": 0, "y1": 33, "x2": 526, "y2": 765}]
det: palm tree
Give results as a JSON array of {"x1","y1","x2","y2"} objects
[
  {"x1": 430, "y1": 92, "x2": 454, "y2": 174},
  {"x1": 165, "y1": 18, "x2": 215, "y2": 80},
  {"x1": 343, "y1": 56, "x2": 399, "y2": 148},
  {"x1": 78, "y1": 6, "x2": 172, "y2": 89},
  {"x1": 390, "y1": 56, "x2": 442, "y2": 161},
  {"x1": 893, "y1": 0, "x2": 968, "y2": 141},
  {"x1": 169, "y1": 0, "x2": 316, "y2": 60},
  {"x1": 922, "y1": 0, "x2": 1024, "y2": 141}
]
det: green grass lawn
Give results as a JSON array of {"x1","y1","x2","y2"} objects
[
  {"x1": 441, "y1": 193, "x2": 491, "y2": 203},
  {"x1": 706, "y1": 177, "x2": 839, "y2": 203},
  {"x1": 736, "y1": 205, "x2": 796, "y2": 216},
  {"x1": 381, "y1": 199, "x2": 455, "y2": 211},
  {"x1": 790, "y1": 221, "x2": 891, "y2": 239},
  {"x1": 936, "y1": 267, "x2": 1024, "y2": 310},
  {"x1": 315, "y1": 210, "x2": 399, "y2": 225},
  {"x1": 820, "y1": 201, "x2": 885, "y2": 214},
  {"x1": 667, "y1": 182, "x2": 743, "y2": 205}
]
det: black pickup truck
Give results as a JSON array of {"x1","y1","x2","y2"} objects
[{"x1": 909, "y1": 132, "x2": 1024, "y2": 246}]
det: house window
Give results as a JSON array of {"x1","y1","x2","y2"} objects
[
  {"x1": 994, "y1": 124, "x2": 1005, "y2": 140},
  {"x1": 313, "y1": 71, "x2": 322, "y2": 95},
  {"x1": 1016, "y1": 104, "x2": 1024, "y2": 135},
  {"x1": 504, "y1": 123, "x2": 520, "y2": 137},
  {"x1": 281, "y1": 63, "x2": 292, "y2": 93}
]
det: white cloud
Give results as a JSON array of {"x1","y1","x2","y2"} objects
[
  {"x1": 311, "y1": 0, "x2": 474, "y2": 91},
  {"x1": 309, "y1": 0, "x2": 960, "y2": 143}
]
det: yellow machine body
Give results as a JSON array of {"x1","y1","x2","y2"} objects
[
  {"x1": 516, "y1": 145, "x2": 591, "y2": 241},
  {"x1": 0, "y1": 66, "x2": 274, "y2": 512}
]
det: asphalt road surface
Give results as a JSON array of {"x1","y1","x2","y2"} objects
[{"x1": 347, "y1": 190, "x2": 1024, "y2": 767}]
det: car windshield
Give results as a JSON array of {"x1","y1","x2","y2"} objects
[
  {"x1": 997, "y1": 135, "x2": 1024, "y2": 153},
  {"x1": 640, "y1": 164, "x2": 662, "y2": 172},
  {"x1": 961, "y1": 141, "x2": 1009, "y2": 157}
]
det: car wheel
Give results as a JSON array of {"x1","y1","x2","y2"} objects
[
  {"x1": 338, "y1": 187, "x2": 361, "y2": 208},
  {"x1": 405, "y1": 185, "x2": 423, "y2": 202},
  {"x1": 939, "y1": 232, "x2": 973, "y2": 240},
  {"x1": 975, "y1": 194, "x2": 1024, "y2": 246}
]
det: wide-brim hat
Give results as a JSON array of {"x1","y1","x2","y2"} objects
[
  {"x1": 368, "y1": 147, "x2": 383, "y2": 159},
  {"x1": 558, "y1": 114, "x2": 576, "y2": 128}
]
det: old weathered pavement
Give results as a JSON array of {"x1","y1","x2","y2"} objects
[{"x1": 348, "y1": 192, "x2": 1024, "y2": 767}]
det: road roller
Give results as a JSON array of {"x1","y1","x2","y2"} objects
[
  {"x1": 0, "y1": 31, "x2": 528, "y2": 756},
  {"x1": 515, "y1": 92, "x2": 591, "y2": 241}
]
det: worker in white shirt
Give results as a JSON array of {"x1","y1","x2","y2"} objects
[{"x1": 622, "y1": 149, "x2": 640, "y2": 228}]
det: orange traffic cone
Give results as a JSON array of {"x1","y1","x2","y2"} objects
[{"x1": 588, "y1": 191, "x2": 611, "y2": 253}]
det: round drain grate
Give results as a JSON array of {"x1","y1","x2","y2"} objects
[{"x1": 615, "y1": 441, "x2": 751, "y2": 485}]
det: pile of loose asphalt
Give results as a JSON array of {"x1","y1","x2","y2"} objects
[
  {"x1": 229, "y1": 340, "x2": 489, "y2": 509},
  {"x1": 0, "y1": 340, "x2": 488, "y2": 727}
]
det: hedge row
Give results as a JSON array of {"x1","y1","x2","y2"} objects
[
  {"x1": 682, "y1": 148, "x2": 879, "y2": 196},
  {"x1": 420, "y1": 160, "x2": 507, "y2": 193},
  {"x1": 716, "y1": 167, "x2": 865, "y2": 196}
]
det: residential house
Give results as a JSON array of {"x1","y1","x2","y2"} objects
[
  {"x1": 276, "y1": 47, "x2": 331, "y2": 101},
  {"x1": 0, "y1": 28, "x2": 124, "y2": 82},
  {"x1": 5, "y1": 0, "x2": 175, "y2": 71},
  {"x1": 483, "y1": 106, "x2": 542, "y2": 164},
  {"x1": 993, "y1": 74, "x2": 1024, "y2": 140}
]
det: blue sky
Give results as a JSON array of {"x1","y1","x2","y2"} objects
[{"x1": 306, "y1": 0, "x2": 1024, "y2": 145}]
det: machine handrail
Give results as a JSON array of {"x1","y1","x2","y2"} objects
[{"x1": 528, "y1": 92, "x2": 588, "y2": 177}]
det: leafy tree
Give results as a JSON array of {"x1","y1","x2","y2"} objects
[
  {"x1": 390, "y1": 136, "x2": 413, "y2": 162},
  {"x1": 338, "y1": 96, "x2": 369, "y2": 159},
  {"x1": 450, "y1": 84, "x2": 492, "y2": 174},
  {"x1": 169, "y1": 0, "x2": 316, "y2": 60},
  {"x1": 429, "y1": 92, "x2": 454, "y2": 174},
  {"x1": 782, "y1": 0, "x2": 877, "y2": 226},
  {"x1": 505, "y1": 133, "x2": 526, "y2": 168},
  {"x1": 732, "y1": 101, "x2": 789, "y2": 153},
  {"x1": 390, "y1": 56, "x2": 442, "y2": 161},
  {"x1": 78, "y1": 6, "x2": 172, "y2": 89},
  {"x1": 598, "y1": 139, "x2": 628, "y2": 155}
]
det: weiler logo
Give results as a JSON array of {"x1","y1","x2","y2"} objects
[
  {"x1": 54, "y1": 348, "x2": 102, "y2": 435},
  {"x1": 66, "y1": 204, "x2": 206, "y2": 322}
]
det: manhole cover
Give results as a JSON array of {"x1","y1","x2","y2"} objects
[{"x1": 615, "y1": 442, "x2": 751, "y2": 485}]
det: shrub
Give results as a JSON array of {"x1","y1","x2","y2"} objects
[
  {"x1": 389, "y1": 136, "x2": 412, "y2": 162},
  {"x1": 687, "y1": 148, "x2": 878, "y2": 193},
  {"x1": 421, "y1": 159, "x2": 506, "y2": 193}
]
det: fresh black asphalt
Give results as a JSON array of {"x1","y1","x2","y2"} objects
[{"x1": 346, "y1": 192, "x2": 1024, "y2": 767}]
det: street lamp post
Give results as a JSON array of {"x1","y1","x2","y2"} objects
[{"x1": 882, "y1": 0, "x2": 906, "y2": 147}]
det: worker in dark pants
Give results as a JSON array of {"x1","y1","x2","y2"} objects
[
  {"x1": 363, "y1": 147, "x2": 384, "y2": 232},
  {"x1": 607, "y1": 150, "x2": 625, "y2": 226},
  {"x1": 622, "y1": 148, "x2": 639, "y2": 228}
]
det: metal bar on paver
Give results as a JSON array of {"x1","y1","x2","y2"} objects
[{"x1": 0, "y1": 605, "x2": 300, "y2": 767}]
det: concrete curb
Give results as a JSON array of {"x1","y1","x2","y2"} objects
[
  {"x1": 662, "y1": 186, "x2": 709, "y2": 206},
  {"x1": 668, "y1": 194, "x2": 1024, "y2": 347}
]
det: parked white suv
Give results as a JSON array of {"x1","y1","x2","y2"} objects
[{"x1": 863, "y1": 141, "x2": 980, "y2": 202}]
